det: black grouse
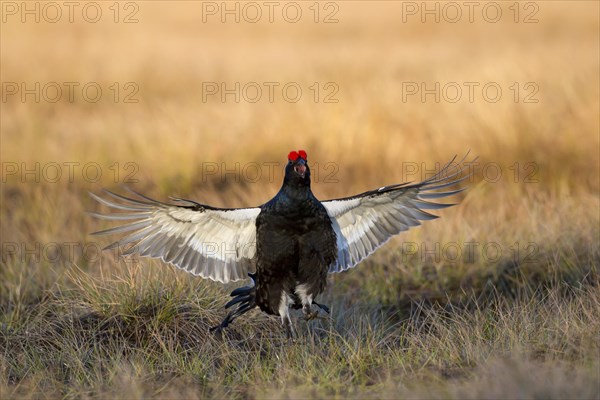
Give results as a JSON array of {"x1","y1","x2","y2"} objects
[{"x1": 90, "y1": 150, "x2": 471, "y2": 337}]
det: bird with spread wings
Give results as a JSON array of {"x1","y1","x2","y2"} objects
[{"x1": 90, "y1": 151, "x2": 473, "y2": 337}]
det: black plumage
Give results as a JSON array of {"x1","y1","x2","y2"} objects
[{"x1": 252, "y1": 156, "x2": 337, "y2": 336}]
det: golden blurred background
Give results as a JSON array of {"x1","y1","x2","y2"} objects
[{"x1": 1, "y1": 0, "x2": 598, "y2": 282}]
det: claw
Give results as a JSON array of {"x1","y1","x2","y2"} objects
[
  {"x1": 304, "y1": 312, "x2": 328, "y2": 321},
  {"x1": 305, "y1": 310, "x2": 319, "y2": 320},
  {"x1": 303, "y1": 306, "x2": 328, "y2": 321}
]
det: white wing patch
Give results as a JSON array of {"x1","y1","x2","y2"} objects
[
  {"x1": 89, "y1": 190, "x2": 260, "y2": 283},
  {"x1": 323, "y1": 155, "x2": 472, "y2": 273}
]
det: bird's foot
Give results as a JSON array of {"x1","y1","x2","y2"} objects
[
  {"x1": 304, "y1": 310, "x2": 317, "y2": 320},
  {"x1": 303, "y1": 307, "x2": 328, "y2": 321},
  {"x1": 305, "y1": 312, "x2": 328, "y2": 321}
]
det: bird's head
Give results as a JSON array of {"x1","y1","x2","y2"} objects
[{"x1": 285, "y1": 150, "x2": 310, "y2": 186}]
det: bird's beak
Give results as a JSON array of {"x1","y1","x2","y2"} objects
[{"x1": 294, "y1": 159, "x2": 307, "y2": 178}]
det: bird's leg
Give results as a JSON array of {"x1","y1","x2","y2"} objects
[
  {"x1": 282, "y1": 313, "x2": 296, "y2": 341},
  {"x1": 279, "y1": 293, "x2": 296, "y2": 341}
]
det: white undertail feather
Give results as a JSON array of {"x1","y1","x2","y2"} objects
[{"x1": 295, "y1": 283, "x2": 313, "y2": 307}]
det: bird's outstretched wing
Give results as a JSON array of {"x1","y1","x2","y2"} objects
[
  {"x1": 89, "y1": 188, "x2": 260, "y2": 283},
  {"x1": 322, "y1": 154, "x2": 475, "y2": 273}
]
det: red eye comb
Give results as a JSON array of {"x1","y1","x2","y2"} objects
[{"x1": 288, "y1": 150, "x2": 307, "y2": 161}]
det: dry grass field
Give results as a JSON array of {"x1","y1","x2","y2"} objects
[{"x1": 1, "y1": 1, "x2": 599, "y2": 398}]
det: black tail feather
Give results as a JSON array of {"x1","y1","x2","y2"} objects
[
  {"x1": 230, "y1": 284, "x2": 255, "y2": 297},
  {"x1": 225, "y1": 294, "x2": 253, "y2": 309},
  {"x1": 210, "y1": 273, "x2": 257, "y2": 334},
  {"x1": 312, "y1": 301, "x2": 330, "y2": 314}
]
